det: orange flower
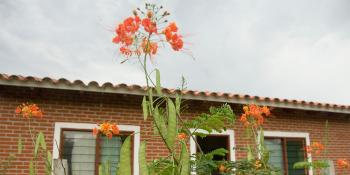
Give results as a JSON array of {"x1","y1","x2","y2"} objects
[
  {"x1": 163, "y1": 22, "x2": 184, "y2": 51},
  {"x1": 306, "y1": 146, "x2": 313, "y2": 154},
  {"x1": 141, "y1": 39, "x2": 158, "y2": 55},
  {"x1": 15, "y1": 103, "x2": 43, "y2": 119},
  {"x1": 93, "y1": 122, "x2": 120, "y2": 139},
  {"x1": 120, "y1": 47, "x2": 133, "y2": 57},
  {"x1": 111, "y1": 124, "x2": 120, "y2": 135},
  {"x1": 311, "y1": 142, "x2": 324, "y2": 155},
  {"x1": 177, "y1": 133, "x2": 187, "y2": 140},
  {"x1": 337, "y1": 159, "x2": 350, "y2": 169},
  {"x1": 239, "y1": 104, "x2": 270, "y2": 128},
  {"x1": 305, "y1": 142, "x2": 325, "y2": 155},
  {"x1": 168, "y1": 22, "x2": 178, "y2": 32},
  {"x1": 142, "y1": 18, "x2": 157, "y2": 34},
  {"x1": 218, "y1": 164, "x2": 226, "y2": 173}
]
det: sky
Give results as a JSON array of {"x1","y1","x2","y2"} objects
[{"x1": 1, "y1": 0, "x2": 350, "y2": 105}]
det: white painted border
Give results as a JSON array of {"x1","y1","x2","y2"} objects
[
  {"x1": 189, "y1": 129, "x2": 235, "y2": 161},
  {"x1": 262, "y1": 131, "x2": 312, "y2": 175},
  {"x1": 53, "y1": 122, "x2": 140, "y2": 175}
]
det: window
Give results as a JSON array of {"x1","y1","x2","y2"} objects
[
  {"x1": 197, "y1": 135, "x2": 230, "y2": 161},
  {"x1": 265, "y1": 137, "x2": 307, "y2": 175},
  {"x1": 263, "y1": 131, "x2": 312, "y2": 175},
  {"x1": 53, "y1": 123, "x2": 140, "y2": 175},
  {"x1": 61, "y1": 130, "x2": 129, "y2": 175},
  {"x1": 189, "y1": 129, "x2": 235, "y2": 175},
  {"x1": 189, "y1": 129, "x2": 235, "y2": 161}
]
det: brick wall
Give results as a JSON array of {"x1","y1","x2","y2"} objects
[{"x1": 0, "y1": 85, "x2": 349, "y2": 174}]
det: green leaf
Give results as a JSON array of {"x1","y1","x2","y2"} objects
[
  {"x1": 293, "y1": 161, "x2": 310, "y2": 169},
  {"x1": 153, "y1": 107, "x2": 167, "y2": 137},
  {"x1": 17, "y1": 136, "x2": 23, "y2": 154},
  {"x1": 139, "y1": 141, "x2": 149, "y2": 175},
  {"x1": 29, "y1": 160, "x2": 35, "y2": 175},
  {"x1": 117, "y1": 136, "x2": 131, "y2": 175},
  {"x1": 39, "y1": 132, "x2": 47, "y2": 151},
  {"x1": 155, "y1": 69, "x2": 162, "y2": 95},
  {"x1": 175, "y1": 94, "x2": 181, "y2": 115},
  {"x1": 166, "y1": 99, "x2": 177, "y2": 150},
  {"x1": 99, "y1": 164, "x2": 104, "y2": 175},
  {"x1": 179, "y1": 142, "x2": 189, "y2": 175},
  {"x1": 247, "y1": 146, "x2": 253, "y2": 161},
  {"x1": 142, "y1": 96, "x2": 149, "y2": 121},
  {"x1": 34, "y1": 133, "x2": 42, "y2": 158},
  {"x1": 45, "y1": 151, "x2": 52, "y2": 174}
]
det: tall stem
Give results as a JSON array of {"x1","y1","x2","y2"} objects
[{"x1": 141, "y1": 33, "x2": 179, "y2": 165}]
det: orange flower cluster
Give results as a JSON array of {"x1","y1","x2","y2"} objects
[
  {"x1": 142, "y1": 17, "x2": 157, "y2": 34},
  {"x1": 163, "y1": 22, "x2": 183, "y2": 51},
  {"x1": 112, "y1": 4, "x2": 184, "y2": 59},
  {"x1": 177, "y1": 132, "x2": 187, "y2": 141},
  {"x1": 15, "y1": 103, "x2": 43, "y2": 118},
  {"x1": 239, "y1": 104, "x2": 271, "y2": 128},
  {"x1": 337, "y1": 159, "x2": 350, "y2": 169},
  {"x1": 113, "y1": 16, "x2": 140, "y2": 46},
  {"x1": 93, "y1": 122, "x2": 120, "y2": 139},
  {"x1": 141, "y1": 39, "x2": 158, "y2": 55},
  {"x1": 306, "y1": 142, "x2": 325, "y2": 155}
]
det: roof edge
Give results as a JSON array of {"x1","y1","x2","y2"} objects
[{"x1": 1, "y1": 77, "x2": 350, "y2": 114}]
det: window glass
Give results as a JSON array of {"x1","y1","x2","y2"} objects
[
  {"x1": 265, "y1": 138, "x2": 284, "y2": 174},
  {"x1": 99, "y1": 136, "x2": 124, "y2": 175},
  {"x1": 62, "y1": 131, "x2": 96, "y2": 175},
  {"x1": 62, "y1": 131, "x2": 125, "y2": 175},
  {"x1": 286, "y1": 140, "x2": 306, "y2": 175},
  {"x1": 265, "y1": 138, "x2": 307, "y2": 175}
]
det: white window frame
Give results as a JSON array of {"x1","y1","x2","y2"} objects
[
  {"x1": 189, "y1": 129, "x2": 235, "y2": 161},
  {"x1": 53, "y1": 122, "x2": 140, "y2": 175},
  {"x1": 262, "y1": 131, "x2": 313, "y2": 175}
]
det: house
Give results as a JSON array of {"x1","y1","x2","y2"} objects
[{"x1": 0, "y1": 73, "x2": 349, "y2": 175}]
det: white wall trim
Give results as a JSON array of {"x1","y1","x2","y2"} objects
[
  {"x1": 262, "y1": 131, "x2": 312, "y2": 175},
  {"x1": 189, "y1": 129, "x2": 235, "y2": 161},
  {"x1": 53, "y1": 122, "x2": 140, "y2": 175}
]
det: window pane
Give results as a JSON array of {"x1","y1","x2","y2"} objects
[
  {"x1": 286, "y1": 140, "x2": 306, "y2": 175},
  {"x1": 99, "y1": 136, "x2": 124, "y2": 175},
  {"x1": 197, "y1": 135, "x2": 229, "y2": 161},
  {"x1": 62, "y1": 131, "x2": 96, "y2": 175},
  {"x1": 265, "y1": 138, "x2": 284, "y2": 174}
]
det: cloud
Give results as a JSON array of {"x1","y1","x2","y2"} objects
[{"x1": 0, "y1": 0, "x2": 350, "y2": 104}]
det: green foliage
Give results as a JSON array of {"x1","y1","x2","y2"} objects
[
  {"x1": 142, "y1": 96, "x2": 149, "y2": 121},
  {"x1": 293, "y1": 160, "x2": 329, "y2": 170},
  {"x1": 148, "y1": 158, "x2": 175, "y2": 175},
  {"x1": 154, "y1": 106, "x2": 168, "y2": 137},
  {"x1": 192, "y1": 148, "x2": 228, "y2": 175},
  {"x1": 29, "y1": 160, "x2": 35, "y2": 175},
  {"x1": 166, "y1": 99, "x2": 177, "y2": 150},
  {"x1": 179, "y1": 142, "x2": 189, "y2": 175},
  {"x1": 155, "y1": 69, "x2": 162, "y2": 95},
  {"x1": 139, "y1": 142, "x2": 149, "y2": 175},
  {"x1": 117, "y1": 136, "x2": 132, "y2": 175},
  {"x1": 184, "y1": 104, "x2": 235, "y2": 137},
  {"x1": 222, "y1": 159, "x2": 281, "y2": 175},
  {"x1": 99, "y1": 160, "x2": 112, "y2": 175},
  {"x1": 175, "y1": 94, "x2": 181, "y2": 116}
]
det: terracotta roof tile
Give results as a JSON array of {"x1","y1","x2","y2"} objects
[{"x1": 0, "y1": 73, "x2": 349, "y2": 114}]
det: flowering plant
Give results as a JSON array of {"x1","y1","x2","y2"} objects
[
  {"x1": 112, "y1": 3, "x2": 183, "y2": 60},
  {"x1": 15, "y1": 103, "x2": 43, "y2": 118},
  {"x1": 93, "y1": 122, "x2": 120, "y2": 139}
]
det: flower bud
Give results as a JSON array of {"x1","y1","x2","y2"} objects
[
  {"x1": 133, "y1": 10, "x2": 138, "y2": 16},
  {"x1": 147, "y1": 11, "x2": 153, "y2": 18}
]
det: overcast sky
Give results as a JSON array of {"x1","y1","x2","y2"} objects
[{"x1": 1, "y1": 0, "x2": 350, "y2": 105}]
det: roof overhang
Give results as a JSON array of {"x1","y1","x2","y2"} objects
[{"x1": 1, "y1": 74, "x2": 350, "y2": 114}]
